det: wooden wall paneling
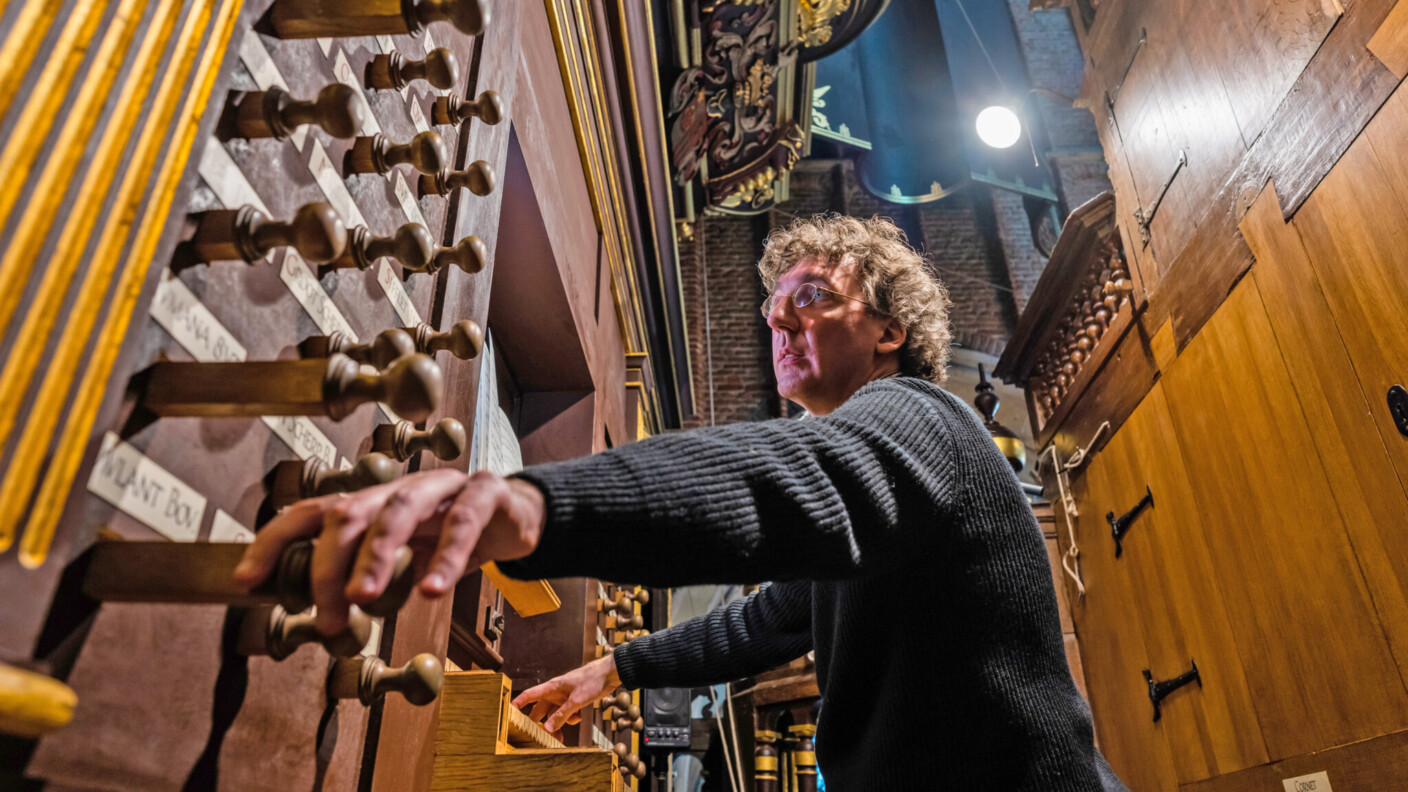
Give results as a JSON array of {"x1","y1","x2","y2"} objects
[
  {"x1": 1367, "y1": 0, "x2": 1408, "y2": 77},
  {"x1": 1106, "y1": 384, "x2": 1268, "y2": 783},
  {"x1": 1063, "y1": 447, "x2": 1179, "y2": 792},
  {"x1": 1160, "y1": 0, "x2": 1400, "y2": 348},
  {"x1": 1241, "y1": 182, "x2": 1408, "y2": 687},
  {"x1": 1160, "y1": 276, "x2": 1408, "y2": 759},
  {"x1": 1181, "y1": 728, "x2": 1408, "y2": 792},
  {"x1": 1296, "y1": 119, "x2": 1408, "y2": 486}
]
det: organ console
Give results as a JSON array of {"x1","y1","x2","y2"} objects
[
  {"x1": 268, "y1": 0, "x2": 490, "y2": 38},
  {"x1": 232, "y1": 84, "x2": 368, "y2": 140},
  {"x1": 368, "y1": 48, "x2": 461, "y2": 91},
  {"x1": 347, "y1": 131, "x2": 449, "y2": 176},
  {"x1": 136, "y1": 352, "x2": 442, "y2": 422},
  {"x1": 420, "y1": 160, "x2": 496, "y2": 198},
  {"x1": 432, "y1": 90, "x2": 505, "y2": 126},
  {"x1": 328, "y1": 653, "x2": 445, "y2": 706},
  {"x1": 189, "y1": 202, "x2": 347, "y2": 264},
  {"x1": 326, "y1": 222, "x2": 437, "y2": 272},
  {"x1": 372, "y1": 417, "x2": 468, "y2": 461},
  {"x1": 268, "y1": 452, "x2": 400, "y2": 508}
]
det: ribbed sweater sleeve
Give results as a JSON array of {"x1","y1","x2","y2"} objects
[
  {"x1": 499, "y1": 379, "x2": 960, "y2": 586},
  {"x1": 613, "y1": 581, "x2": 812, "y2": 690}
]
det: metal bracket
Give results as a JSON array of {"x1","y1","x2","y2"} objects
[
  {"x1": 1388, "y1": 385, "x2": 1408, "y2": 437},
  {"x1": 1133, "y1": 150, "x2": 1187, "y2": 247},
  {"x1": 1107, "y1": 485, "x2": 1154, "y2": 558},
  {"x1": 1144, "y1": 660, "x2": 1201, "y2": 722}
]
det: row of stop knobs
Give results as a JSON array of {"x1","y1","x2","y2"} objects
[{"x1": 602, "y1": 691, "x2": 649, "y2": 779}]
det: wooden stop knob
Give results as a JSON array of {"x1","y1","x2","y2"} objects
[
  {"x1": 272, "y1": 540, "x2": 417, "y2": 618},
  {"x1": 407, "y1": 319, "x2": 483, "y2": 360},
  {"x1": 429, "y1": 235, "x2": 487, "y2": 274},
  {"x1": 598, "y1": 590, "x2": 630, "y2": 613},
  {"x1": 610, "y1": 612, "x2": 644, "y2": 631},
  {"x1": 432, "y1": 89, "x2": 503, "y2": 125},
  {"x1": 331, "y1": 223, "x2": 435, "y2": 272},
  {"x1": 610, "y1": 691, "x2": 632, "y2": 710},
  {"x1": 191, "y1": 203, "x2": 347, "y2": 264},
  {"x1": 350, "y1": 131, "x2": 447, "y2": 175},
  {"x1": 252, "y1": 604, "x2": 373, "y2": 661},
  {"x1": 420, "y1": 160, "x2": 495, "y2": 197},
  {"x1": 269, "y1": 0, "x2": 489, "y2": 38},
  {"x1": 627, "y1": 588, "x2": 650, "y2": 605},
  {"x1": 368, "y1": 47, "x2": 460, "y2": 91},
  {"x1": 328, "y1": 652, "x2": 444, "y2": 706},
  {"x1": 324, "y1": 352, "x2": 442, "y2": 422},
  {"x1": 372, "y1": 417, "x2": 467, "y2": 461},
  {"x1": 269, "y1": 452, "x2": 399, "y2": 508},
  {"x1": 235, "y1": 84, "x2": 368, "y2": 139}
]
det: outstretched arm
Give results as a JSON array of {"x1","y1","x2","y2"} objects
[{"x1": 512, "y1": 580, "x2": 812, "y2": 732}]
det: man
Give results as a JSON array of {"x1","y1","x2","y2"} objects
[{"x1": 237, "y1": 214, "x2": 1125, "y2": 790}]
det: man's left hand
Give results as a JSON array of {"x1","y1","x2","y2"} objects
[{"x1": 233, "y1": 469, "x2": 546, "y2": 635}]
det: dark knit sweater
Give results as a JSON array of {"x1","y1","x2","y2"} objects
[{"x1": 502, "y1": 377, "x2": 1126, "y2": 791}]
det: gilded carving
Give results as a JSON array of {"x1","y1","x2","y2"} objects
[{"x1": 798, "y1": 0, "x2": 851, "y2": 47}]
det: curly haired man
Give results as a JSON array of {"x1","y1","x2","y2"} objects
[{"x1": 239, "y1": 214, "x2": 1126, "y2": 790}]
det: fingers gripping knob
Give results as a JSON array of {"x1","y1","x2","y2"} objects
[{"x1": 273, "y1": 541, "x2": 417, "y2": 617}]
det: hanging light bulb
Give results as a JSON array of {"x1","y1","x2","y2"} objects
[{"x1": 976, "y1": 105, "x2": 1022, "y2": 149}]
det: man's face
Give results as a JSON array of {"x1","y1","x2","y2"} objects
[{"x1": 766, "y1": 257, "x2": 902, "y2": 415}]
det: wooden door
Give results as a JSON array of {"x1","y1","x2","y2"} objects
[
  {"x1": 1160, "y1": 275, "x2": 1408, "y2": 759},
  {"x1": 1102, "y1": 383, "x2": 1268, "y2": 783},
  {"x1": 1064, "y1": 450, "x2": 1178, "y2": 792}
]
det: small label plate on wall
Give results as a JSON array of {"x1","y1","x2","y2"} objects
[{"x1": 1282, "y1": 771, "x2": 1331, "y2": 792}]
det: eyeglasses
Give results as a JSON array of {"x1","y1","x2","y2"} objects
[{"x1": 761, "y1": 282, "x2": 873, "y2": 318}]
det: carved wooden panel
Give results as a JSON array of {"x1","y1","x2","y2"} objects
[{"x1": 1160, "y1": 276, "x2": 1408, "y2": 759}]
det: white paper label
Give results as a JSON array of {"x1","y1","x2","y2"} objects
[
  {"x1": 150, "y1": 272, "x2": 248, "y2": 363},
  {"x1": 362, "y1": 618, "x2": 383, "y2": 656},
  {"x1": 392, "y1": 172, "x2": 427, "y2": 228},
  {"x1": 377, "y1": 260, "x2": 421, "y2": 325},
  {"x1": 279, "y1": 250, "x2": 357, "y2": 339},
  {"x1": 198, "y1": 142, "x2": 269, "y2": 214},
  {"x1": 334, "y1": 51, "x2": 382, "y2": 135},
  {"x1": 423, "y1": 29, "x2": 437, "y2": 52},
  {"x1": 409, "y1": 98, "x2": 429, "y2": 133},
  {"x1": 591, "y1": 725, "x2": 611, "y2": 751},
  {"x1": 308, "y1": 141, "x2": 367, "y2": 228},
  {"x1": 1283, "y1": 772, "x2": 1331, "y2": 792},
  {"x1": 210, "y1": 509, "x2": 255, "y2": 543},
  {"x1": 88, "y1": 433, "x2": 207, "y2": 542},
  {"x1": 376, "y1": 35, "x2": 395, "y2": 53},
  {"x1": 317, "y1": 37, "x2": 333, "y2": 56},
  {"x1": 239, "y1": 33, "x2": 286, "y2": 91},
  {"x1": 596, "y1": 626, "x2": 608, "y2": 648},
  {"x1": 261, "y1": 415, "x2": 338, "y2": 466}
]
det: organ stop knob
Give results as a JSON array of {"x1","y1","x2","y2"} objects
[
  {"x1": 234, "y1": 83, "x2": 368, "y2": 139},
  {"x1": 432, "y1": 90, "x2": 503, "y2": 126},
  {"x1": 368, "y1": 48, "x2": 460, "y2": 91},
  {"x1": 190, "y1": 202, "x2": 347, "y2": 264}
]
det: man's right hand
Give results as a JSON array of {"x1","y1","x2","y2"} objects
[{"x1": 512, "y1": 654, "x2": 623, "y2": 733}]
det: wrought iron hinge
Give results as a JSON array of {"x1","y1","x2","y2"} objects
[
  {"x1": 1107, "y1": 486, "x2": 1154, "y2": 558},
  {"x1": 1133, "y1": 150, "x2": 1187, "y2": 247},
  {"x1": 1144, "y1": 660, "x2": 1201, "y2": 722}
]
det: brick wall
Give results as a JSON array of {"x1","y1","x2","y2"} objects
[{"x1": 675, "y1": 3, "x2": 1109, "y2": 427}]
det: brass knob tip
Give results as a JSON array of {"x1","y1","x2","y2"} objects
[
  {"x1": 611, "y1": 691, "x2": 631, "y2": 709},
  {"x1": 468, "y1": 160, "x2": 495, "y2": 195},
  {"x1": 632, "y1": 588, "x2": 651, "y2": 605},
  {"x1": 475, "y1": 90, "x2": 504, "y2": 125},
  {"x1": 381, "y1": 354, "x2": 443, "y2": 422},
  {"x1": 424, "y1": 48, "x2": 460, "y2": 90},
  {"x1": 291, "y1": 202, "x2": 347, "y2": 263},
  {"x1": 317, "y1": 83, "x2": 368, "y2": 139},
  {"x1": 409, "y1": 130, "x2": 449, "y2": 174},
  {"x1": 352, "y1": 452, "x2": 400, "y2": 488},
  {"x1": 430, "y1": 417, "x2": 468, "y2": 460}
]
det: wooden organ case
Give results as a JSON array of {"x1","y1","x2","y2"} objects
[
  {"x1": 1001, "y1": 0, "x2": 1408, "y2": 790},
  {"x1": 0, "y1": 1, "x2": 688, "y2": 790}
]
